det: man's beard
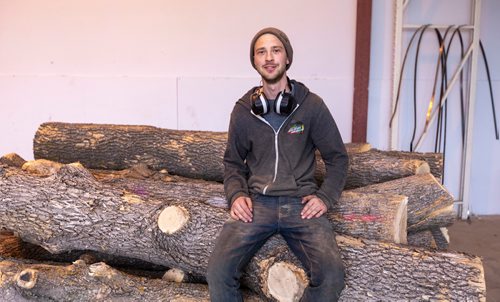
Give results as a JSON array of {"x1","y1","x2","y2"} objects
[{"x1": 258, "y1": 66, "x2": 286, "y2": 85}]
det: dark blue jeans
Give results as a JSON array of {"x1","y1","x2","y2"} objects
[{"x1": 207, "y1": 194, "x2": 345, "y2": 301}]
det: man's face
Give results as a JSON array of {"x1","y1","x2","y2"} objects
[{"x1": 253, "y1": 34, "x2": 289, "y2": 84}]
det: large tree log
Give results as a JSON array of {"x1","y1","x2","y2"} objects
[
  {"x1": 0, "y1": 163, "x2": 485, "y2": 301},
  {"x1": 338, "y1": 235, "x2": 484, "y2": 301},
  {"x1": 0, "y1": 257, "x2": 260, "y2": 302},
  {"x1": 14, "y1": 159, "x2": 409, "y2": 244},
  {"x1": 0, "y1": 235, "x2": 485, "y2": 302},
  {"x1": 33, "y1": 122, "x2": 228, "y2": 181},
  {"x1": 33, "y1": 122, "x2": 429, "y2": 189},
  {"x1": 90, "y1": 167, "x2": 408, "y2": 244},
  {"x1": 244, "y1": 235, "x2": 485, "y2": 301},
  {"x1": 351, "y1": 173, "x2": 455, "y2": 232},
  {"x1": 0, "y1": 161, "x2": 405, "y2": 299}
]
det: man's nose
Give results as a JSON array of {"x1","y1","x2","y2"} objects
[{"x1": 265, "y1": 51, "x2": 273, "y2": 61}]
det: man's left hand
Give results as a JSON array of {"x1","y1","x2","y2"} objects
[{"x1": 301, "y1": 195, "x2": 327, "y2": 219}]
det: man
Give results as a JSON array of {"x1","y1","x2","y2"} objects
[{"x1": 207, "y1": 27, "x2": 348, "y2": 301}]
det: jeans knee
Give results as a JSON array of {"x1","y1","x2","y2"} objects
[
  {"x1": 206, "y1": 257, "x2": 223, "y2": 286},
  {"x1": 323, "y1": 263, "x2": 345, "y2": 292},
  {"x1": 311, "y1": 258, "x2": 345, "y2": 287},
  {"x1": 207, "y1": 253, "x2": 239, "y2": 287}
]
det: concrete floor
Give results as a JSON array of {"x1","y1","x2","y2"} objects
[{"x1": 448, "y1": 215, "x2": 500, "y2": 302}]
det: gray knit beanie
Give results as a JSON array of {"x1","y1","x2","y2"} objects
[{"x1": 250, "y1": 27, "x2": 293, "y2": 70}]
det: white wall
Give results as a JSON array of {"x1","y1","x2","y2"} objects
[
  {"x1": 369, "y1": 0, "x2": 500, "y2": 214},
  {"x1": 2, "y1": 0, "x2": 498, "y2": 215},
  {"x1": 0, "y1": 0, "x2": 356, "y2": 161}
]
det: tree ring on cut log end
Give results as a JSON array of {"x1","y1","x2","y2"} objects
[
  {"x1": 158, "y1": 206, "x2": 189, "y2": 235},
  {"x1": 267, "y1": 262, "x2": 307, "y2": 302},
  {"x1": 16, "y1": 269, "x2": 38, "y2": 289}
]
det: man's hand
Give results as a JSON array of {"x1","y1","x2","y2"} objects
[
  {"x1": 301, "y1": 195, "x2": 327, "y2": 219},
  {"x1": 230, "y1": 196, "x2": 253, "y2": 223}
]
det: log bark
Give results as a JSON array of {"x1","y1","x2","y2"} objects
[
  {"x1": 336, "y1": 235, "x2": 484, "y2": 301},
  {"x1": 33, "y1": 122, "x2": 428, "y2": 189},
  {"x1": 0, "y1": 163, "x2": 485, "y2": 301},
  {"x1": 0, "y1": 153, "x2": 26, "y2": 168},
  {"x1": 340, "y1": 149, "x2": 430, "y2": 189},
  {"x1": 430, "y1": 227, "x2": 450, "y2": 250},
  {"x1": 344, "y1": 142, "x2": 371, "y2": 154},
  {"x1": 351, "y1": 173, "x2": 455, "y2": 232},
  {"x1": 0, "y1": 231, "x2": 56, "y2": 260},
  {"x1": 407, "y1": 227, "x2": 449, "y2": 250},
  {"x1": 0, "y1": 231, "x2": 169, "y2": 272},
  {"x1": 0, "y1": 257, "x2": 260, "y2": 302},
  {"x1": 407, "y1": 229, "x2": 438, "y2": 249},
  {"x1": 383, "y1": 149, "x2": 443, "y2": 181}
]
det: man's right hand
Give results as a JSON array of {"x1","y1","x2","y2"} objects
[{"x1": 230, "y1": 196, "x2": 253, "y2": 223}]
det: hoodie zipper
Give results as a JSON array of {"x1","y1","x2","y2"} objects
[{"x1": 251, "y1": 104, "x2": 300, "y2": 194}]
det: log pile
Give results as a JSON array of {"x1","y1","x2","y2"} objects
[{"x1": 0, "y1": 122, "x2": 485, "y2": 301}]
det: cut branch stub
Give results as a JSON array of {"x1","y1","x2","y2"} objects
[
  {"x1": 163, "y1": 268, "x2": 186, "y2": 283},
  {"x1": 158, "y1": 206, "x2": 189, "y2": 235},
  {"x1": 16, "y1": 268, "x2": 38, "y2": 289},
  {"x1": 267, "y1": 261, "x2": 307, "y2": 302}
]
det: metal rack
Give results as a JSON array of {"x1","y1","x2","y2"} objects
[{"x1": 389, "y1": 0, "x2": 482, "y2": 219}]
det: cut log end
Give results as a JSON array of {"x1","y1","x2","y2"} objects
[
  {"x1": 163, "y1": 268, "x2": 185, "y2": 283},
  {"x1": 158, "y1": 206, "x2": 189, "y2": 234},
  {"x1": 267, "y1": 262, "x2": 307, "y2": 302},
  {"x1": 394, "y1": 197, "x2": 408, "y2": 244},
  {"x1": 415, "y1": 162, "x2": 431, "y2": 175},
  {"x1": 16, "y1": 269, "x2": 38, "y2": 289}
]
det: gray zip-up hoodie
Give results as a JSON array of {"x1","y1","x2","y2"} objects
[{"x1": 223, "y1": 80, "x2": 348, "y2": 210}]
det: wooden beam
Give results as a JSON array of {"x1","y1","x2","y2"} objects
[{"x1": 352, "y1": 0, "x2": 373, "y2": 143}]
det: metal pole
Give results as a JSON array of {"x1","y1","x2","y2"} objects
[
  {"x1": 460, "y1": 0, "x2": 482, "y2": 220},
  {"x1": 390, "y1": 0, "x2": 405, "y2": 150}
]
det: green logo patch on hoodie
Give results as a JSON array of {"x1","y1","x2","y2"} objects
[{"x1": 288, "y1": 122, "x2": 304, "y2": 134}]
